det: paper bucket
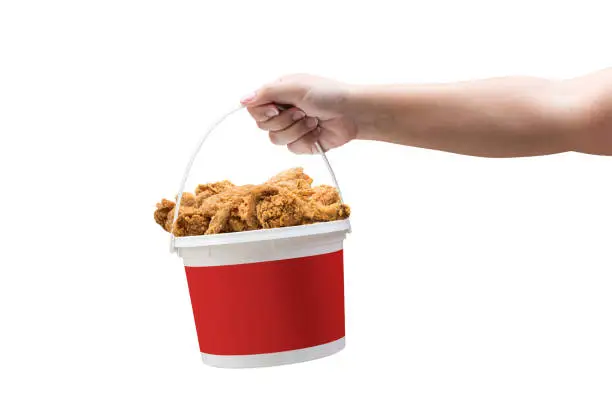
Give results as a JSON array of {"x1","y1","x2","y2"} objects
[
  {"x1": 174, "y1": 219, "x2": 350, "y2": 368},
  {"x1": 167, "y1": 105, "x2": 351, "y2": 368}
]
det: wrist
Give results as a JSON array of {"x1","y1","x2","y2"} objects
[{"x1": 343, "y1": 84, "x2": 394, "y2": 141}]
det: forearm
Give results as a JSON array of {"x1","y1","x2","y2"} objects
[{"x1": 345, "y1": 71, "x2": 612, "y2": 157}]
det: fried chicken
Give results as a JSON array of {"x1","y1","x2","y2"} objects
[
  {"x1": 194, "y1": 180, "x2": 235, "y2": 206},
  {"x1": 266, "y1": 167, "x2": 314, "y2": 190},
  {"x1": 154, "y1": 168, "x2": 350, "y2": 236},
  {"x1": 256, "y1": 190, "x2": 305, "y2": 229},
  {"x1": 154, "y1": 199, "x2": 175, "y2": 232}
]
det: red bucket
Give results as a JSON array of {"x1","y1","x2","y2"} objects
[
  {"x1": 168, "y1": 105, "x2": 351, "y2": 368},
  {"x1": 174, "y1": 220, "x2": 351, "y2": 368}
]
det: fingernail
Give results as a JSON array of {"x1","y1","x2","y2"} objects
[
  {"x1": 240, "y1": 91, "x2": 257, "y2": 104},
  {"x1": 292, "y1": 111, "x2": 305, "y2": 121},
  {"x1": 265, "y1": 108, "x2": 279, "y2": 118},
  {"x1": 306, "y1": 117, "x2": 318, "y2": 128}
]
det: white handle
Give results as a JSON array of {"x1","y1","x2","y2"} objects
[{"x1": 169, "y1": 104, "x2": 344, "y2": 253}]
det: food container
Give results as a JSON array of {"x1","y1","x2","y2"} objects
[{"x1": 169, "y1": 105, "x2": 351, "y2": 368}]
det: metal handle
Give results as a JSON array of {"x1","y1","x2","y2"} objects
[{"x1": 169, "y1": 104, "x2": 344, "y2": 253}]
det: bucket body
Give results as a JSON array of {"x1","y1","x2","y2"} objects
[{"x1": 175, "y1": 220, "x2": 350, "y2": 368}]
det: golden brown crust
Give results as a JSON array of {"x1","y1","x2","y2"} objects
[
  {"x1": 194, "y1": 180, "x2": 235, "y2": 196},
  {"x1": 266, "y1": 167, "x2": 313, "y2": 190},
  {"x1": 194, "y1": 181, "x2": 235, "y2": 206},
  {"x1": 310, "y1": 185, "x2": 340, "y2": 205},
  {"x1": 154, "y1": 168, "x2": 350, "y2": 236},
  {"x1": 173, "y1": 207, "x2": 210, "y2": 236},
  {"x1": 256, "y1": 191, "x2": 305, "y2": 229},
  {"x1": 154, "y1": 199, "x2": 176, "y2": 232},
  {"x1": 176, "y1": 192, "x2": 196, "y2": 207}
]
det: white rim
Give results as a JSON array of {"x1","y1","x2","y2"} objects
[
  {"x1": 200, "y1": 337, "x2": 345, "y2": 369},
  {"x1": 174, "y1": 219, "x2": 351, "y2": 248}
]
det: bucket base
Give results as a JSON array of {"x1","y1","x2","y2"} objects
[{"x1": 200, "y1": 337, "x2": 345, "y2": 369}]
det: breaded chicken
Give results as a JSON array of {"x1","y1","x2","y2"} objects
[
  {"x1": 194, "y1": 180, "x2": 235, "y2": 206},
  {"x1": 154, "y1": 168, "x2": 350, "y2": 236}
]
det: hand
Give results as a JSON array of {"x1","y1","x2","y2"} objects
[{"x1": 241, "y1": 74, "x2": 358, "y2": 154}]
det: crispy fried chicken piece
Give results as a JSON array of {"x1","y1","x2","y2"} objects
[
  {"x1": 310, "y1": 185, "x2": 340, "y2": 205},
  {"x1": 255, "y1": 181, "x2": 347, "y2": 228},
  {"x1": 195, "y1": 180, "x2": 235, "y2": 206},
  {"x1": 176, "y1": 192, "x2": 196, "y2": 207},
  {"x1": 195, "y1": 180, "x2": 235, "y2": 196},
  {"x1": 173, "y1": 207, "x2": 210, "y2": 236},
  {"x1": 205, "y1": 206, "x2": 232, "y2": 234},
  {"x1": 304, "y1": 201, "x2": 351, "y2": 223},
  {"x1": 256, "y1": 191, "x2": 305, "y2": 229},
  {"x1": 238, "y1": 185, "x2": 279, "y2": 229},
  {"x1": 266, "y1": 167, "x2": 313, "y2": 190},
  {"x1": 154, "y1": 196, "x2": 212, "y2": 235},
  {"x1": 154, "y1": 192, "x2": 197, "y2": 233},
  {"x1": 154, "y1": 199, "x2": 175, "y2": 232},
  {"x1": 198, "y1": 184, "x2": 278, "y2": 234},
  {"x1": 228, "y1": 216, "x2": 248, "y2": 232}
]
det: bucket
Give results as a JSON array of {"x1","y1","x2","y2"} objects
[{"x1": 168, "y1": 105, "x2": 351, "y2": 368}]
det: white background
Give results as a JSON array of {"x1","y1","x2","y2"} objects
[{"x1": 1, "y1": 1, "x2": 612, "y2": 407}]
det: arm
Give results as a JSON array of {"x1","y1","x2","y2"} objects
[{"x1": 242, "y1": 70, "x2": 612, "y2": 157}]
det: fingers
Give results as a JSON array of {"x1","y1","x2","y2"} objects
[
  {"x1": 287, "y1": 128, "x2": 342, "y2": 154},
  {"x1": 287, "y1": 128, "x2": 321, "y2": 154},
  {"x1": 269, "y1": 116, "x2": 319, "y2": 146},
  {"x1": 253, "y1": 107, "x2": 306, "y2": 132},
  {"x1": 258, "y1": 81, "x2": 305, "y2": 105},
  {"x1": 241, "y1": 75, "x2": 325, "y2": 154},
  {"x1": 246, "y1": 99, "x2": 321, "y2": 150},
  {"x1": 246, "y1": 104, "x2": 280, "y2": 122},
  {"x1": 241, "y1": 80, "x2": 307, "y2": 107}
]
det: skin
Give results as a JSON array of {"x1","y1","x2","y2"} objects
[{"x1": 241, "y1": 69, "x2": 612, "y2": 158}]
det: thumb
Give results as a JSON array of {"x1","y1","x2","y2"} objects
[{"x1": 241, "y1": 81, "x2": 307, "y2": 107}]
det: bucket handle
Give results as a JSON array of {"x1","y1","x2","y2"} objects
[{"x1": 169, "y1": 104, "x2": 344, "y2": 253}]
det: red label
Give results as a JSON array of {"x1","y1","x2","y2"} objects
[{"x1": 185, "y1": 250, "x2": 345, "y2": 355}]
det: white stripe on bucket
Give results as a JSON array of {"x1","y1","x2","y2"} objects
[
  {"x1": 180, "y1": 240, "x2": 342, "y2": 267},
  {"x1": 177, "y1": 219, "x2": 351, "y2": 266},
  {"x1": 200, "y1": 337, "x2": 345, "y2": 369},
  {"x1": 174, "y1": 219, "x2": 351, "y2": 248}
]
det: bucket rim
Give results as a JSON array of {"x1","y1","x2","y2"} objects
[{"x1": 173, "y1": 219, "x2": 351, "y2": 248}]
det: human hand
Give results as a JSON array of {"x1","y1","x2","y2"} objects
[{"x1": 241, "y1": 74, "x2": 358, "y2": 154}]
